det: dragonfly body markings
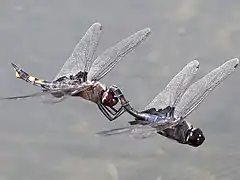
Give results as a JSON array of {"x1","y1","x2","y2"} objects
[
  {"x1": 99, "y1": 58, "x2": 239, "y2": 147},
  {"x1": 3, "y1": 23, "x2": 151, "y2": 121}
]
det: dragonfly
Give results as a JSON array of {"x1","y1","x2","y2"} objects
[
  {"x1": 1, "y1": 22, "x2": 151, "y2": 121},
  {"x1": 98, "y1": 58, "x2": 239, "y2": 147}
]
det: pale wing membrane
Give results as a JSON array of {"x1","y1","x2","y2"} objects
[
  {"x1": 53, "y1": 22, "x2": 102, "y2": 81},
  {"x1": 40, "y1": 94, "x2": 69, "y2": 104},
  {"x1": 0, "y1": 85, "x2": 90, "y2": 101},
  {"x1": 98, "y1": 120, "x2": 177, "y2": 139},
  {"x1": 0, "y1": 91, "x2": 68, "y2": 103},
  {"x1": 97, "y1": 124, "x2": 158, "y2": 139},
  {"x1": 174, "y1": 58, "x2": 239, "y2": 119},
  {"x1": 144, "y1": 60, "x2": 200, "y2": 111},
  {"x1": 87, "y1": 28, "x2": 151, "y2": 81},
  {"x1": 0, "y1": 91, "x2": 48, "y2": 100}
]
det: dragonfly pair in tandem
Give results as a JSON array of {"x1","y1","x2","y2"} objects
[
  {"x1": 1, "y1": 22, "x2": 151, "y2": 120},
  {"x1": 2, "y1": 22, "x2": 239, "y2": 147},
  {"x1": 99, "y1": 58, "x2": 239, "y2": 147}
]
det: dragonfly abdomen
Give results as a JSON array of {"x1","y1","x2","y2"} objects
[{"x1": 141, "y1": 113, "x2": 166, "y2": 123}]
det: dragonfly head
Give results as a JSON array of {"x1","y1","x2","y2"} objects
[
  {"x1": 101, "y1": 89, "x2": 119, "y2": 107},
  {"x1": 186, "y1": 127, "x2": 205, "y2": 147}
]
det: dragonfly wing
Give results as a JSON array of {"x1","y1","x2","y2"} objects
[
  {"x1": 97, "y1": 126, "x2": 134, "y2": 136},
  {"x1": 0, "y1": 85, "x2": 90, "y2": 101},
  {"x1": 130, "y1": 126, "x2": 158, "y2": 139},
  {"x1": 144, "y1": 60, "x2": 200, "y2": 110},
  {"x1": 174, "y1": 58, "x2": 239, "y2": 119},
  {"x1": 40, "y1": 94, "x2": 69, "y2": 104},
  {"x1": 87, "y1": 28, "x2": 151, "y2": 81},
  {"x1": 0, "y1": 91, "x2": 48, "y2": 100},
  {"x1": 0, "y1": 91, "x2": 68, "y2": 103},
  {"x1": 129, "y1": 123, "x2": 174, "y2": 139},
  {"x1": 97, "y1": 120, "x2": 177, "y2": 139},
  {"x1": 53, "y1": 22, "x2": 102, "y2": 81},
  {"x1": 97, "y1": 124, "x2": 157, "y2": 138}
]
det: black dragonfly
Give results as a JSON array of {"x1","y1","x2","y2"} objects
[{"x1": 99, "y1": 58, "x2": 239, "y2": 147}]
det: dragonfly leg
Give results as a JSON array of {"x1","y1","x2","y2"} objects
[
  {"x1": 104, "y1": 105, "x2": 119, "y2": 114},
  {"x1": 98, "y1": 104, "x2": 126, "y2": 121},
  {"x1": 98, "y1": 104, "x2": 115, "y2": 121}
]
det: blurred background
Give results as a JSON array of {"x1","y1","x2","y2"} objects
[{"x1": 0, "y1": 0, "x2": 240, "y2": 180}]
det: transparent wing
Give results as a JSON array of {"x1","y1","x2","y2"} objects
[
  {"x1": 40, "y1": 94, "x2": 69, "y2": 104},
  {"x1": 144, "y1": 60, "x2": 200, "y2": 110},
  {"x1": 0, "y1": 85, "x2": 91, "y2": 101},
  {"x1": 174, "y1": 58, "x2": 239, "y2": 119},
  {"x1": 97, "y1": 124, "x2": 158, "y2": 139},
  {"x1": 97, "y1": 120, "x2": 177, "y2": 139},
  {"x1": 87, "y1": 28, "x2": 151, "y2": 81},
  {"x1": 53, "y1": 22, "x2": 102, "y2": 81},
  {"x1": 0, "y1": 91, "x2": 48, "y2": 100},
  {"x1": 0, "y1": 91, "x2": 69, "y2": 104}
]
